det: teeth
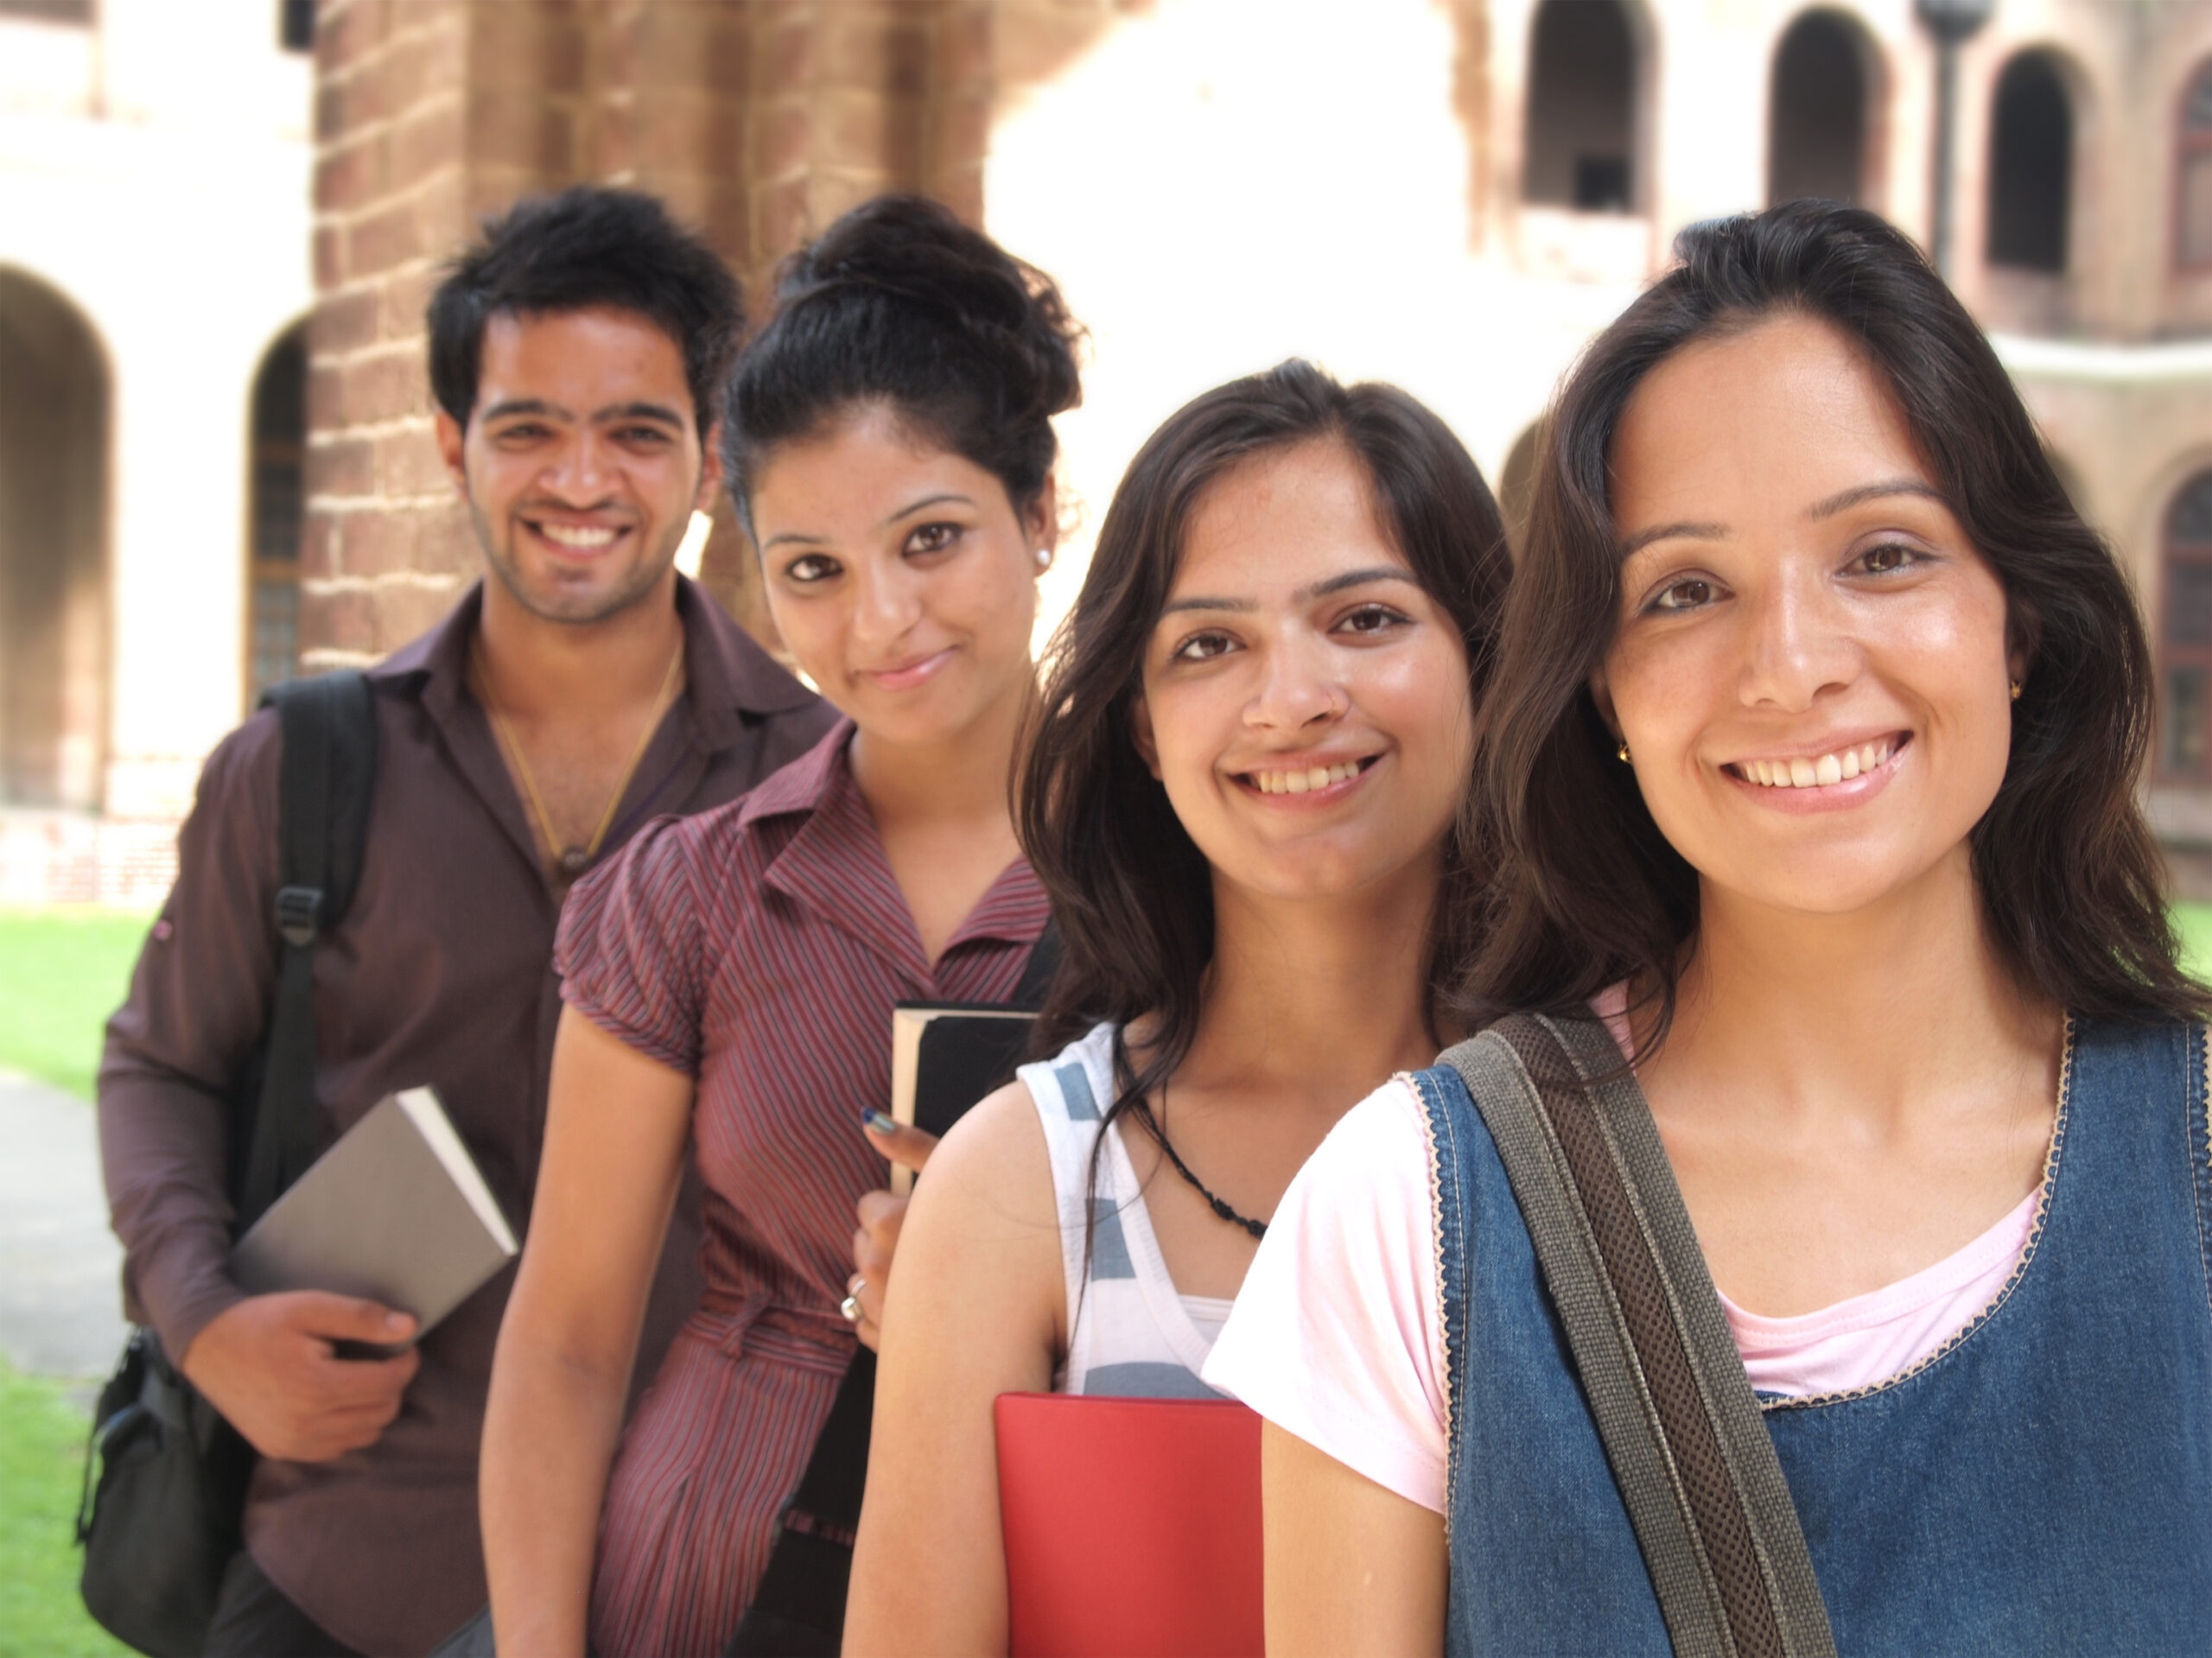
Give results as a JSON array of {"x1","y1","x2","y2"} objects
[
  {"x1": 538, "y1": 523, "x2": 617, "y2": 549},
  {"x1": 1737, "y1": 740, "x2": 1895, "y2": 790},
  {"x1": 1251, "y1": 759, "x2": 1364, "y2": 795}
]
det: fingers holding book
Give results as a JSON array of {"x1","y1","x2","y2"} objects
[{"x1": 180, "y1": 1289, "x2": 419, "y2": 1462}]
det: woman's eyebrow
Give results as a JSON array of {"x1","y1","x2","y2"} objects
[
  {"x1": 1160, "y1": 568, "x2": 1417, "y2": 616},
  {"x1": 1808, "y1": 478, "x2": 1949, "y2": 519},
  {"x1": 881, "y1": 492, "x2": 976, "y2": 527},
  {"x1": 1619, "y1": 520, "x2": 1729, "y2": 559},
  {"x1": 1304, "y1": 566, "x2": 1418, "y2": 600}
]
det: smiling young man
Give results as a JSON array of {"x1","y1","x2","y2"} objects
[{"x1": 98, "y1": 188, "x2": 834, "y2": 1657}]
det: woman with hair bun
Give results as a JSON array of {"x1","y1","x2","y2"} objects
[
  {"x1": 1211, "y1": 203, "x2": 2212, "y2": 1654},
  {"x1": 480, "y1": 196, "x2": 1082, "y2": 1657},
  {"x1": 846, "y1": 359, "x2": 1512, "y2": 1650}
]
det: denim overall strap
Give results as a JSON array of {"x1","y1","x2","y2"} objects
[{"x1": 1440, "y1": 1019, "x2": 1834, "y2": 1658}]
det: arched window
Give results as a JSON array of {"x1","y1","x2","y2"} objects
[
  {"x1": 246, "y1": 326, "x2": 307, "y2": 705},
  {"x1": 1522, "y1": 0, "x2": 1640, "y2": 213},
  {"x1": 1986, "y1": 50, "x2": 2073, "y2": 273},
  {"x1": 1768, "y1": 10, "x2": 1874, "y2": 207},
  {"x1": 0, "y1": 269, "x2": 109, "y2": 809},
  {"x1": 2162, "y1": 471, "x2": 2212, "y2": 780},
  {"x1": 2178, "y1": 61, "x2": 2212, "y2": 270}
]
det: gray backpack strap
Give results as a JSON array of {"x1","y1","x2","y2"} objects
[{"x1": 1439, "y1": 1014, "x2": 1834, "y2": 1658}]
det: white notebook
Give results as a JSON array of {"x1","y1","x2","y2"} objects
[{"x1": 231, "y1": 1087, "x2": 519, "y2": 1335}]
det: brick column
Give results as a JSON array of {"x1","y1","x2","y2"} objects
[{"x1": 304, "y1": 0, "x2": 1027, "y2": 667}]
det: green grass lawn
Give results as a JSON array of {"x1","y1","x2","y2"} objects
[
  {"x1": 2175, "y1": 901, "x2": 2212, "y2": 985},
  {"x1": 0, "y1": 1363, "x2": 128, "y2": 1657},
  {"x1": 0, "y1": 908, "x2": 150, "y2": 1101}
]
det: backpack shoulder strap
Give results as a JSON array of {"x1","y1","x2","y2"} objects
[
  {"x1": 1438, "y1": 1014, "x2": 1834, "y2": 1658},
  {"x1": 236, "y1": 671, "x2": 378, "y2": 1228}
]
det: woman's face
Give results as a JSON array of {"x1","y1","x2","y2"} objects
[
  {"x1": 750, "y1": 402, "x2": 1049, "y2": 747},
  {"x1": 1134, "y1": 438, "x2": 1474, "y2": 907},
  {"x1": 1593, "y1": 313, "x2": 2020, "y2": 920}
]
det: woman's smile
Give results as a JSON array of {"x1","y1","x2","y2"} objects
[
  {"x1": 1719, "y1": 730, "x2": 1910, "y2": 812},
  {"x1": 1230, "y1": 752, "x2": 1383, "y2": 804},
  {"x1": 857, "y1": 645, "x2": 957, "y2": 694}
]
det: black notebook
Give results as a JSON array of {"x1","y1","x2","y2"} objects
[{"x1": 888, "y1": 1002, "x2": 1039, "y2": 1194}]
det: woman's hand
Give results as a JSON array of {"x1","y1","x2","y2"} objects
[{"x1": 848, "y1": 1111, "x2": 938, "y2": 1351}]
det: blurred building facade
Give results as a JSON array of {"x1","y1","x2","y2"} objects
[
  {"x1": 0, "y1": 0, "x2": 313, "y2": 901},
  {"x1": 6, "y1": 0, "x2": 2212, "y2": 898}
]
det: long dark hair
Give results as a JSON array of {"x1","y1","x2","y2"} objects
[
  {"x1": 720, "y1": 194, "x2": 1082, "y2": 527},
  {"x1": 1465, "y1": 201, "x2": 2209, "y2": 1039},
  {"x1": 1023, "y1": 359, "x2": 1512, "y2": 1159}
]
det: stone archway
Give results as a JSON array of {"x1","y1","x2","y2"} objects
[
  {"x1": 0, "y1": 268, "x2": 110, "y2": 810},
  {"x1": 1522, "y1": 0, "x2": 1643, "y2": 213},
  {"x1": 1986, "y1": 48, "x2": 2076, "y2": 274},
  {"x1": 246, "y1": 322, "x2": 308, "y2": 705},
  {"x1": 1768, "y1": 10, "x2": 1882, "y2": 209}
]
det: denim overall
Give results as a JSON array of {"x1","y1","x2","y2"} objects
[{"x1": 1414, "y1": 1018, "x2": 2212, "y2": 1656}]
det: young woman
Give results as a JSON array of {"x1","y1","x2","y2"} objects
[
  {"x1": 1207, "y1": 203, "x2": 2212, "y2": 1654},
  {"x1": 844, "y1": 359, "x2": 1512, "y2": 1649},
  {"x1": 478, "y1": 195, "x2": 1082, "y2": 1657}
]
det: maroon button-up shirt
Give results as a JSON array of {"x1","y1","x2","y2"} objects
[
  {"x1": 556, "y1": 722, "x2": 1052, "y2": 1657},
  {"x1": 98, "y1": 577, "x2": 836, "y2": 1655}
]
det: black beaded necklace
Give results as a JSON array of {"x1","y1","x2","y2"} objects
[{"x1": 1134, "y1": 1089, "x2": 1268, "y2": 1241}]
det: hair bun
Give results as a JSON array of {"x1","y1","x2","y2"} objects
[
  {"x1": 777, "y1": 195, "x2": 1083, "y2": 425},
  {"x1": 726, "y1": 195, "x2": 1085, "y2": 522}
]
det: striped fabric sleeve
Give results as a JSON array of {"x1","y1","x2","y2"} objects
[{"x1": 555, "y1": 814, "x2": 713, "y2": 1077}]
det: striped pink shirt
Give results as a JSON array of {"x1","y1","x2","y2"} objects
[{"x1": 556, "y1": 721, "x2": 1051, "y2": 1657}]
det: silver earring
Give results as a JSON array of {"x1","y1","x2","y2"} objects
[{"x1": 1034, "y1": 548, "x2": 1052, "y2": 569}]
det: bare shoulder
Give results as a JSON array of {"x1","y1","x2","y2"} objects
[{"x1": 907, "y1": 1077, "x2": 1060, "y2": 1240}]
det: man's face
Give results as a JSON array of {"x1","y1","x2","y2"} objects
[{"x1": 434, "y1": 305, "x2": 719, "y2": 626}]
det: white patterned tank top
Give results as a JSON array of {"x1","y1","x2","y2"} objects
[{"x1": 1019, "y1": 1021, "x2": 1232, "y2": 1399}]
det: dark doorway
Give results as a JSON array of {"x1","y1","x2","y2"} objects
[
  {"x1": 1523, "y1": 0, "x2": 1639, "y2": 213},
  {"x1": 246, "y1": 327, "x2": 307, "y2": 706},
  {"x1": 2178, "y1": 61, "x2": 2212, "y2": 270},
  {"x1": 0, "y1": 270, "x2": 109, "y2": 810},
  {"x1": 1768, "y1": 10, "x2": 1871, "y2": 206},
  {"x1": 2164, "y1": 471, "x2": 2212, "y2": 781},
  {"x1": 1986, "y1": 51, "x2": 2073, "y2": 273}
]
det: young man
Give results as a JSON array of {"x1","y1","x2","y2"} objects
[{"x1": 98, "y1": 188, "x2": 835, "y2": 1657}]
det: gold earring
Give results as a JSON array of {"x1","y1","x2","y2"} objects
[
  {"x1": 1617, "y1": 740, "x2": 1632, "y2": 764},
  {"x1": 2010, "y1": 679, "x2": 2023, "y2": 702}
]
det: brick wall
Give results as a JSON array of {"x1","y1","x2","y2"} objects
[{"x1": 302, "y1": 0, "x2": 1074, "y2": 667}]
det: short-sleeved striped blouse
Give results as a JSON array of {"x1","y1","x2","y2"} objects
[{"x1": 555, "y1": 720, "x2": 1051, "y2": 1658}]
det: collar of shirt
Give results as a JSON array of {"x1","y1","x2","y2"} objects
[
  {"x1": 366, "y1": 575, "x2": 819, "y2": 893},
  {"x1": 370, "y1": 575, "x2": 817, "y2": 735},
  {"x1": 743, "y1": 719, "x2": 1051, "y2": 984}
]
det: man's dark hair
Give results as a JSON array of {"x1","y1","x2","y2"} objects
[
  {"x1": 426, "y1": 187, "x2": 743, "y2": 434},
  {"x1": 1467, "y1": 200, "x2": 2210, "y2": 1044}
]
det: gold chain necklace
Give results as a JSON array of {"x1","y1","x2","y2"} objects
[{"x1": 473, "y1": 637, "x2": 684, "y2": 881}]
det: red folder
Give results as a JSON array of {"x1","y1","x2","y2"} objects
[{"x1": 995, "y1": 1392, "x2": 1265, "y2": 1658}]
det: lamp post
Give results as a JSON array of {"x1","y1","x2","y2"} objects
[{"x1": 1916, "y1": 0, "x2": 1996, "y2": 279}]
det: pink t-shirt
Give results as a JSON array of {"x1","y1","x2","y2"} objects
[{"x1": 1202, "y1": 1064, "x2": 2038, "y2": 1516}]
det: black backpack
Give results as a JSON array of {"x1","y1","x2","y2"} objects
[{"x1": 77, "y1": 671, "x2": 378, "y2": 1656}]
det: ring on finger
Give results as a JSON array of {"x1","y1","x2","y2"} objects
[{"x1": 839, "y1": 1276, "x2": 867, "y2": 1324}]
